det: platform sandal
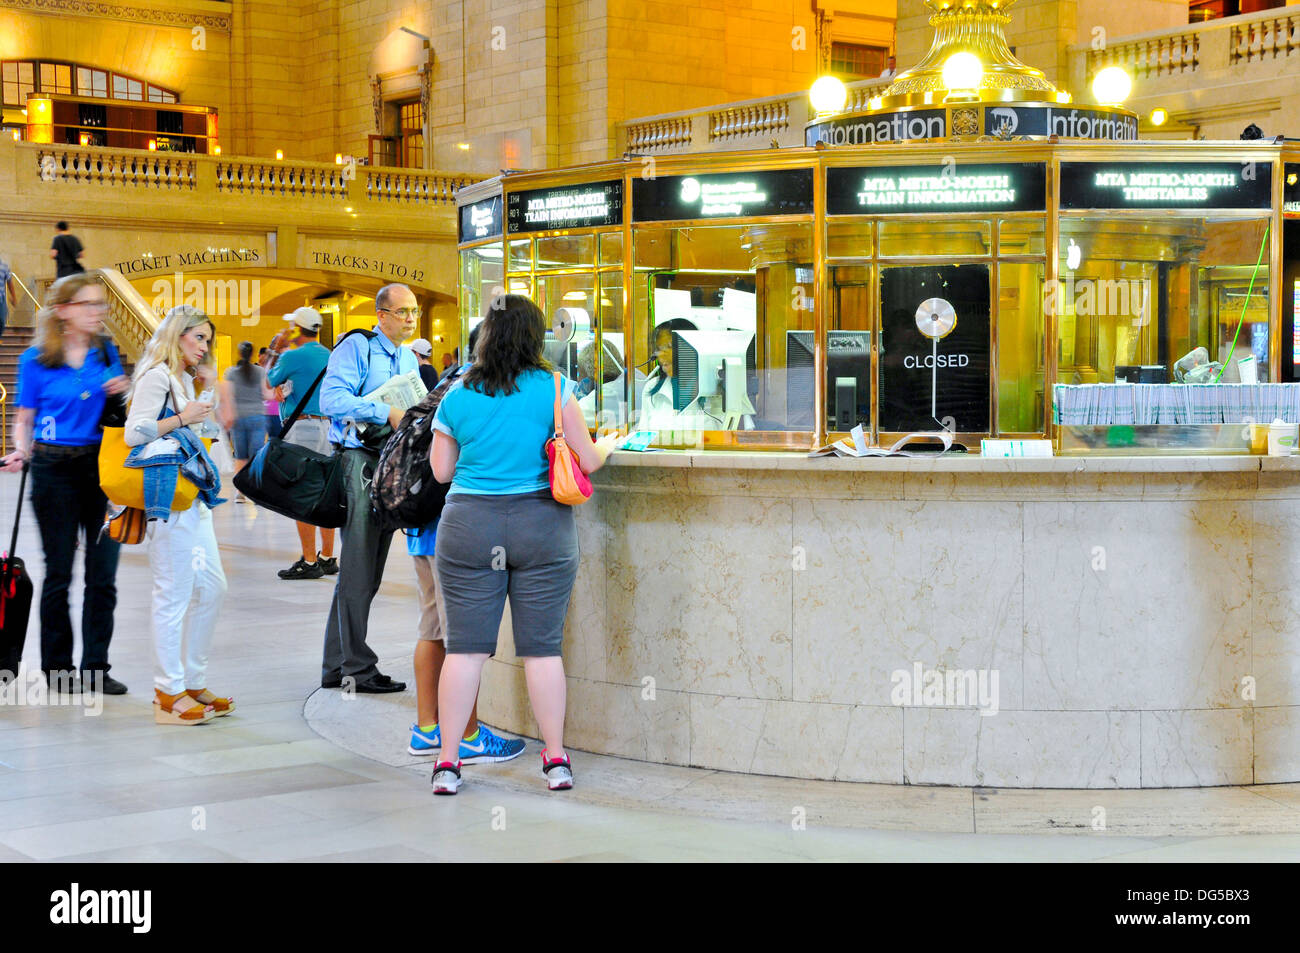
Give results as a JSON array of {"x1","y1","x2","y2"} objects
[
  {"x1": 186, "y1": 688, "x2": 235, "y2": 717},
  {"x1": 154, "y1": 689, "x2": 215, "y2": 725}
]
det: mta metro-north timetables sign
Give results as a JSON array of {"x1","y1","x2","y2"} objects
[{"x1": 1059, "y1": 162, "x2": 1273, "y2": 210}]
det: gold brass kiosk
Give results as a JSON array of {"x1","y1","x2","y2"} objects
[{"x1": 455, "y1": 0, "x2": 1300, "y2": 789}]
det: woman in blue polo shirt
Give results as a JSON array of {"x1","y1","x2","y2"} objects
[{"x1": 0, "y1": 272, "x2": 129, "y2": 693}]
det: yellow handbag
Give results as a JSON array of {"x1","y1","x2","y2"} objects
[
  {"x1": 98, "y1": 378, "x2": 211, "y2": 512},
  {"x1": 98, "y1": 427, "x2": 204, "y2": 512}
]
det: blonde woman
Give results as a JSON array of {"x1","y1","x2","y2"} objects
[
  {"x1": 124, "y1": 304, "x2": 233, "y2": 725},
  {"x1": 1, "y1": 272, "x2": 128, "y2": 692}
]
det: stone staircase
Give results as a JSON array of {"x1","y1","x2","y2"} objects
[{"x1": 0, "y1": 325, "x2": 35, "y2": 457}]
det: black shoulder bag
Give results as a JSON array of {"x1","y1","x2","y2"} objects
[
  {"x1": 232, "y1": 363, "x2": 348, "y2": 527},
  {"x1": 97, "y1": 338, "x2": 128, "y2": 429}
]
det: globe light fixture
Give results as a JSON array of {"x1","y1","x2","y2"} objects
[
  {"x1": 1150, "y1": 107, "x2": 1168, "y2": 126},
  {"x1": 809, "y1": 75, "x2": 848, "y2": 116},
  {"x1": 941, "y1": 52, "x2": 984, "y2": 93},
  {"x1": 1092, "y1": 66, "x2": 1132, "y2": 106}
]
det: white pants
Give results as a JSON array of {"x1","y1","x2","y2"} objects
[{"x1": 147, "y1": 503, "x2": 228, "y2": 694}]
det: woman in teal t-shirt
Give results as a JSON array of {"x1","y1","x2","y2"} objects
[{"x1": 428, "y1": 295, "x2": 616, "y2": 795}]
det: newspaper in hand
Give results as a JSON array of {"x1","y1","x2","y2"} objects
[
  {"x1": 355, "y1": 370, "x2": 428, "y2": 433},
  {"x1": 363, "y1": 369, "x2": 428, "y2": 412}
]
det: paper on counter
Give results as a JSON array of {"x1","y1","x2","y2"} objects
[{"x1": 809, "y1": 425, "x2": 954, "y2": 458}]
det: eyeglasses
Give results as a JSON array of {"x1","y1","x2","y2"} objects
[
  {"x1": 378, "y1": 307, "x2": 421, "y2": 320},
  {"x1": 67, "y1": 299, "x2": 109, "y2": 312}
]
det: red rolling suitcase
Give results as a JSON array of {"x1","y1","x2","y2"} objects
[{"x1": 0, "y1": 463, "x2": 33, "y2": 682}]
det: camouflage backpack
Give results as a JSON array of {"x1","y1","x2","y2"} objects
[{"x1": 369, "y1": 365, "x2": 464, "y2": 531}]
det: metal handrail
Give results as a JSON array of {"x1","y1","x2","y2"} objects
[{"x1": 8, "y1": 272, "x2": 40, "y2": 309}]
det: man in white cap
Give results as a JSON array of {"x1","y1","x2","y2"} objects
[
  {"x1": 266, "y1": 306, "x2": 338, "y2": 580},
  {"x1": 410, "y1": 337, "x2": 438, "y2": 391}
]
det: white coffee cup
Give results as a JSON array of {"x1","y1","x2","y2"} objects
[{"x1": 1268, "y1": 419, "x2": 1297, "y2": 456}]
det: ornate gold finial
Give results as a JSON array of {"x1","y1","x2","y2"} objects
[{"x1": 885, "y1": 0, "x2": 1057, "y2": 100}]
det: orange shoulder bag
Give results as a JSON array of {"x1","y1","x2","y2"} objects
[{"x1": 544, "y1": 372, "x2": 593, "y2": 506}]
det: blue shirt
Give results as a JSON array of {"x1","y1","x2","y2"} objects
[
  {"x1": 17, "y1": 342, "x2": 123, "y2": 446},
  {"x1": 319, "y1": 328, "x2": 418, "y2": 449},
  {"x1": 267, "y1": 341, "x2": 331, "y2": 419},
  {"x1": 434, "y1": 368, "x2": 577, "y2": 496}
]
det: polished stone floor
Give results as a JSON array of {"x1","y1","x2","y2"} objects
[{"x1": 1, "y1": 472, "x2": 1299, "y2": 862}]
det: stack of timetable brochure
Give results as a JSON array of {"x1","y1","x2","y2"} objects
[
  {"x1": 809, "y1": 425, "x2": 954, "y2": 458},
  {"x1": 1054, "y1": 383, "x2": 1300, "y2": 426}
]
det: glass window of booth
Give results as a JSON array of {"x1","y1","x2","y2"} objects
[
  {"x1": 1056, "y1": 214, "x2": 1272, "y2": 386},
  {"x1": 826, "y1": 214, "x2": 1045, "y2": 438},
  {"x1": 460, "y1": 242, "x2": 504, "y2": 346},
  {"x1": 630, "y1": 223, "x2": 814, "y2": 444},
  {"x1": 501, "y1": 228, "x2": 626, "y2": 431}
]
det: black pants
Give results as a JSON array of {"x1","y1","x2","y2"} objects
[{"x1": 29, "y1": 449, "x2": 121, "y2": 674}]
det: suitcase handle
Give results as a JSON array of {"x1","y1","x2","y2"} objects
[{"x1": 6, "y1": 461, "x2": 26, "y2": 561}]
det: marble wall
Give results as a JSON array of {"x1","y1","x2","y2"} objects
[{"x1": 476, "y1": 455, "x2": 1300, "y2": 789}]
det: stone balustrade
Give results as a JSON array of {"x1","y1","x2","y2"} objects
[
  {"x1": 1067, "y1": 8, "x2": 1300, "y2": 138},
  {"x1": 19, "y1": 141, "x2": 481, "y2": 207},
  {"x1": 619, "y1": 78, "x2": 892, "y2": 155}
]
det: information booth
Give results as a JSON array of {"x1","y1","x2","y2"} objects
[
  {"x1": 458, "y1": 0, "x2": 1300, "y2": 791},
  {"x1": 459, "y1": 142, "x2": 1294, "y2": 453}
]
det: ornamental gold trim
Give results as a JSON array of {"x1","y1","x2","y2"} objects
[
  {"x1": 0, "y1": 0, "x2": 230, "y2": 32},
  {"x1": 885, "y1": 0, "x2": 1055, "y2": 102}
]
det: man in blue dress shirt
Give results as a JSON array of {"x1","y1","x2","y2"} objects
[{"x1": 318, "y1": 283, "x2": 420, "y2": 693}]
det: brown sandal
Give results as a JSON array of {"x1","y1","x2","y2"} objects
[
  {"x1": 154, "y1": 689, "x2": 215, "y2": 725},
  {"x1": 186, "y1": 688, "x2": 235, "y2": 717}
]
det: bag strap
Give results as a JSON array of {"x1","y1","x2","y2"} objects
[
  {"x1": 552, "y1": 371, "x2": 564, "y2": 439},
  {"x1": 7, "y1": 461, "x2": 27, "y2": 560},
  {"x1": 277, "y1": 364, "x2": 329, "y2": 439}
]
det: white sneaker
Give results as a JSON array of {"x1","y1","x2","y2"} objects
[
  {"x1": 431, "y1": 760, "x2": 462, "y2": 795},
  {"x1": 541, "y1": 749, "x2": 573, "y2": 791}
]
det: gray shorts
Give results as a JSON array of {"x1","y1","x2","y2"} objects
[
  {"x1": 434, "y1": 490, "x2": 579, "y2": 656},
  {"x1": 282, "y1": 417, "x2": 332, "y2": 456}
]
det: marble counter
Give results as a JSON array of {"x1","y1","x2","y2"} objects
[{"x1": 477, "y1": 452, "x2": 1300, "y2": 789}]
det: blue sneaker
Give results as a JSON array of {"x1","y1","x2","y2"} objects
[
  {"x1": 458, "y1": 723, "x2": 526, "y2": 764},
  {"x1": 408, "y1": 723, "x2": 441, "y2": 756}
]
